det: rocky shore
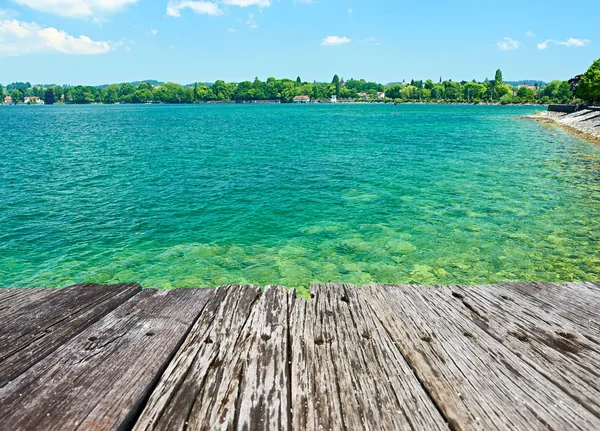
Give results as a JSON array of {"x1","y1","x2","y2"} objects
[{"x1": 524, "y1": 108, "x2": 600, "y2": 143}]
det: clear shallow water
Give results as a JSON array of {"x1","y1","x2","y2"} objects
[{"x1": 2, "y1": 104, "x2": 600, "y2": 296}]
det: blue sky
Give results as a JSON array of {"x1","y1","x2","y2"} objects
[{"x1": 0, "y1": 0, "x2": 598, "y2": 85}]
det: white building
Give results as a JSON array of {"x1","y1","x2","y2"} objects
[{"x1": 24, "y1": 96, "x2": 45, "y2": 105}]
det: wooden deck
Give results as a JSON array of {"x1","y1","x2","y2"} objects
[{"x1": 0, "y1": 282, "x2": 599, "y2": 430}]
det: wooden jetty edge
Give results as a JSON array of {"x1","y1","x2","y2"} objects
[{"x1": 0, "y1": 282, "x2": 599, "y2": 430}]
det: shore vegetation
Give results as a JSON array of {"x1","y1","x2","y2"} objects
[{"x1": 2, "y1": 61, "x2": 599, "y2": 106}]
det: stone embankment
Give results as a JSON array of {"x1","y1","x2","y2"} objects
[{"x1": 525, "y1": 107, "x2": 600, "y2": 142}]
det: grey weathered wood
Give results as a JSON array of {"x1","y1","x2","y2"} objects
[
  {"x1": 289, "y1": 283, "x2": 448, "y2": 431},
  {"x1": 0, "y1": 283, "x2": 141, "y2": 386},
  {"x1": 234, "y1": 285, "x2": 290, "y2": 430},
  {"x1": 361, "y1": 284, "x2": 600, "y2": 430},
  {"x1": 2, "y1": 282, "x2": 599, "y2": 431},
  {"x1": 451, "y1": 283, "x2": 600, "y2": 417},
  {"x1": 133, "y1": 285, "x2": 264, "y2": 431},
  {"x1": 0, "y1": 288, "x2": 212, "y2": 431},
  {"x1": 0, "y1": 288, "x2": 57, "y2": 315},
  {"x1": 490, "y1": 282, "x2": 600, "y2": 335}
]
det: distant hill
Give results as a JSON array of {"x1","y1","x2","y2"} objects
[
  {"x1": 505, "y1": 80, "x2": 548, "y2": 87},
  {"x1": 184, "y1": 82, "x2": 214, "y2": 87},
  {"x1": 94, "y1": 80, "x2": 164, "y2": 89}
]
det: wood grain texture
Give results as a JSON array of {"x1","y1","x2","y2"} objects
[
  {"x1": 0, "y1": 288, "x2": 57, "y2": 315},
  {"x1": 360, "y1": 284, "x2": 600, "y2": 430},
  {"x1": 490, "y1": 282, "x2": 600, "y2": 335},
  {"x1": 2, "y1": 283, "x2": 599, "y2": 431},
  {"x1": 451, "y1": 282, "x2": 600, "y2": 417},
  {"x1": 0, "y1": 283, "x2": 141, "y2": 386},
  {"x1": 0, "y1": 288, "x2": 212, "y2": 431},
  {"x1": 133, "y1": 285, "x2": 264, "y2": 431},
  {"x1": 289, "y1": 283, "x2": 448, "y2": 431}
]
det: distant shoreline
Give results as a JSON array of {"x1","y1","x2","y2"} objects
[{"x1": 1, "y1": 100, "x2": 546, "y2": 107}]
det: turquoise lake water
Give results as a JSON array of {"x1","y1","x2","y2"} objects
[{"x1": 2, "y1": 104, "x2": 600, "y2": 296}]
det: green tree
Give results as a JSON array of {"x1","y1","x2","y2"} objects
[
  {"x1": 577, "y1": 58, "x2": 600, "y2": 104},
  {"x1": 10, "y1": 89, "x2": 24, "y2": 103},
  {"x1": 494, "y1": 84, "x2": 511, "y2": 99},
  {"x1": 44, "y1": 88, "x2": 55, "y2": 105},
  {"x1": 556, "y1": 81, "x2": 572, "y2": 103},
  {"x1": 332, "y1": 74, "x2": 341, "y2": 97},
  {"x1": 499, "y1": 94, "x2": 512, "y2": 105},
  {"x1": 103, "y1": 84, "x2": 120, "y2": 104},
  {"x1": 212, "y1": 80, "x2": 234, "y2": 100},
  {"x1": 7, "y1": 82, "x2": 31, "y2": 92},
  {"x1": 296, "y1": 76, "x2": 302, "y2": 85},
  {"x1": 517, "y1": 87, "x2": 535, "y2": 101},
  {"x1": 495, "y1": 69, "x2": 503, "y2": 86}
]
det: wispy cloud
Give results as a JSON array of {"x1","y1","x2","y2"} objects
[
  {"x1": 537, "y1": 37, "x2": 590, "y2": 50},
  {"x1": 227, "y1": 27, "x2": 236, "y2": 32},
  {"x1": 347, "y1": 8, "x2": 352, "y2": 15},
  {"x1": 149, "y1": 28, "x2": 158, "y2": 36},
  {"x1": 361, "y1": 36, "x2": 379, "y2": 45},
  {"x1": 321, "y1": 35, "x2": 351, "y2": 46},
  {"x1": 0, "y1": 8, "x2": 19, "y2": 19},
  {"x1": 246, "y1": 13, "x2": 258, "y2": 28},
  {"x1": 166, "y1": 1, "x2": 222, "y2": 17},
  {"x1": 12, "y1": 0, "x2": 137, "y2": 19},
  {"x1": 497, "y1": 37, "x2": 520, "y2": 51},
  {"x1": 0, "y1": 19, "x2": 113, "y2": 54},
  {"x1": 222, "y1": 0, "x2": 271, "y2": 6},
  {"x1": 525, "y1": 31, "x2": 535, "y2": 38}
]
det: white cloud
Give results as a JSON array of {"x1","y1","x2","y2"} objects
[
  {"x1": 497, "y1": 37, "x2": 520, "y2": 51},
  {"x1": 150, "y1": 28, "x2": 158, "y2": 36},
  {"x1": 348, "y1": 8, "x2": 352, "y2": 15},
  {"x1": 12, "y1": 0, "x2": 137, "y2": 18},
  {"x1": 223, "y1": 0, "x2": 270, "y2": 6},
  {"x1": 321, "y1": 35, "x2": 351, "y2": 46},
  {"x1": 227, "y1": 27, "x2": 236, "y2": 32},
  {"x1": 0, "y1": 19, "x2": 112, "y2": 54},
  {"x1": 537, "y1": 37, "x2": 590, "y2": 50},
  {"x1": 166, "y1": 1, "x2": 221, "y2": 17},
  {"x1": 525, "y1": 31, "x2": 535, "y2": 37},
  {"x1": 246, "y1": 13, "x2": 258, "y2": 28}
]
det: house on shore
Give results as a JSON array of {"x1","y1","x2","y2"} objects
[
  {"x1": 293, "y1": 95, "x2": 310, "y2": 103},
  {"x1": 24, "y1": 96, "x2": 44, "y2": 105},
  {"x1": 4, "y1": 96, "x2": 13, "y2": 105}
]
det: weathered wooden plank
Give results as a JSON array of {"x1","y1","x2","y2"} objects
[
  {"x1": 0, "y1": 283, "x2": 141, "y2": 386},
  {"x1": 234, "y1": 285, "x2": 290, "y2": 430},
  {"x1": 361, "y1": 284, "x2": 600, "y2": 430},
  {"x1": 490, "y1": 282, "x2": 600, "y2": 335},
  {"x1": 0, "y1": 288, "x2": 58, "y2": 315},
  {"x1": 133, "y1": 285, "x2": 264, "y2": 431},
  {"x1": 451, "y1": 283, "x2": 600, "y2": 417},
  {"x1": 0, "y1": 288, "x2": 212, "y2": 431},
  {"x1": 289, "y1": 283, "x2": 448, "y2": 431}
]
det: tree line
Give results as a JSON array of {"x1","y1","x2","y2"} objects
[{"x1": 1, "y1": 59, "x2": 598, "y2": 105}]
